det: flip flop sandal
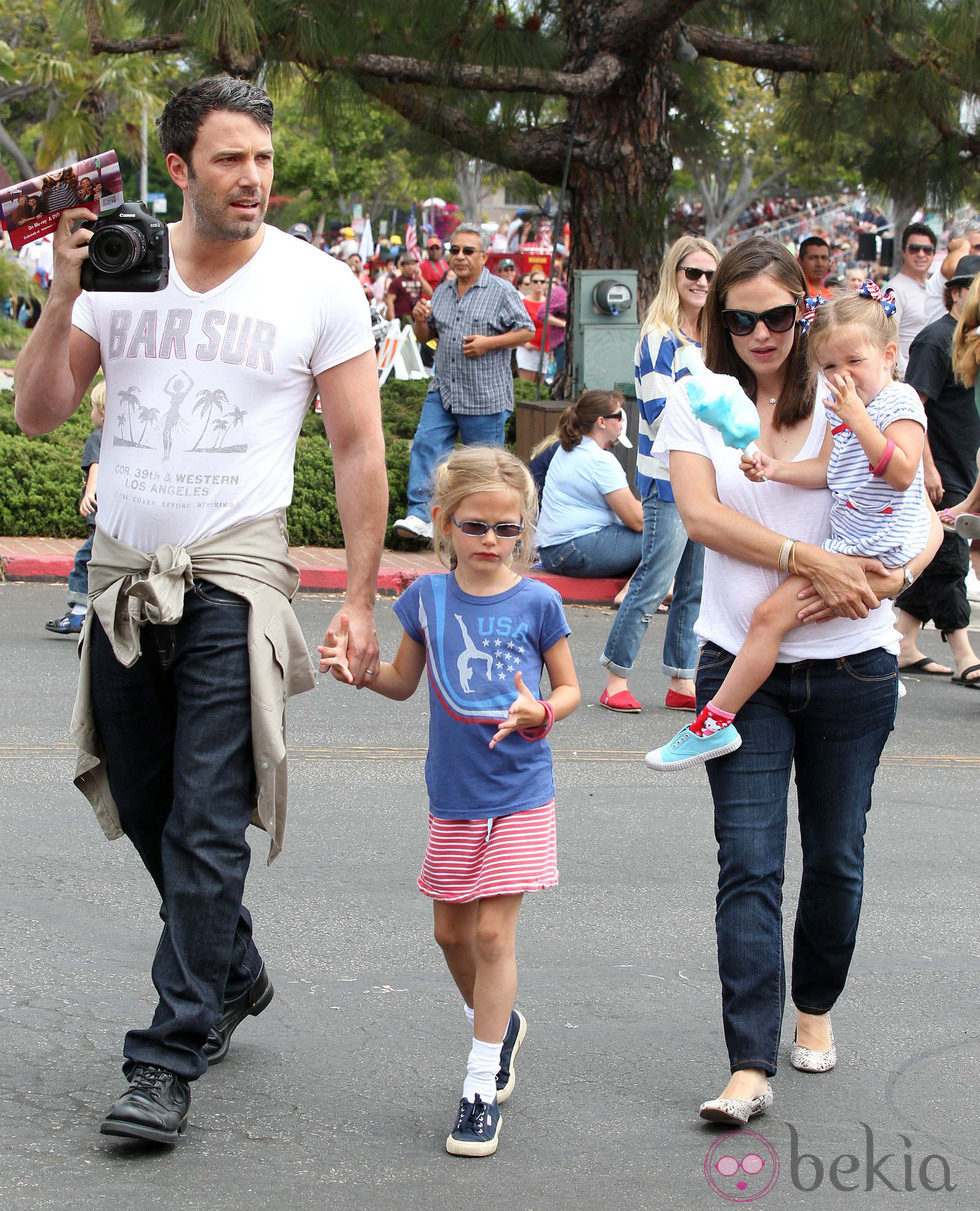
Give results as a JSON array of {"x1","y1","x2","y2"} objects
[
  {"x1": 950, "y1": 663, "x2": 980, "y2": 689},
  {"x1": 899, "y1": 657, "x2": 952, "y2": 676},
  {"x1": 954, "y1": 514, "x2": 980, "y2": 541}
]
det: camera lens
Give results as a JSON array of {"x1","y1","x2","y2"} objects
[{"x1": 88, "y1": 224, "x2": 145, "y2": 275}]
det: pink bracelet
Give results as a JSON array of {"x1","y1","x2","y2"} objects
[
  {"x1": 870, "y1": 439, "x2": 895, "y2": 478},
  {"x1": 518, "y1": 699, "x2": 555, "y2": 741}
]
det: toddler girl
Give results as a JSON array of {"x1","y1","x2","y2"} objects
[
  {"x1": 647, "y1": 284, "x2": 931, "y2": 769},
  {"x1": 319, "y1": 446, "x2": 580, "y2": 1155}
]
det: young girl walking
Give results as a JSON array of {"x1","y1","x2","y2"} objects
[
  {"x1": 320, "y1": 446, "x2": 580, "y2": 1156},
  {"x1": 647, "y1": 284, "x2": 932, "y2": 770}
]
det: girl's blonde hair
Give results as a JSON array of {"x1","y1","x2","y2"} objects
[
  {"x1": 641, "y1": 235, "x2": 720, "y2": 340},
  {"x1": 90, "y1": 380, "x2": 106, "y2": 418},
  {"x1": 806, "y1": 292, "x2": 900, "y2": 381},
  {"x1": 952, "y1": 275, "x2": 980, "y2": 388},
  {"x1": 431, "y1": 445, "x2": 539, "y2": 571}
]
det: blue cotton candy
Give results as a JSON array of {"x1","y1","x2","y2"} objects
[{"x1": 685, "y1": 374, "x2": 761, "y2": 450}]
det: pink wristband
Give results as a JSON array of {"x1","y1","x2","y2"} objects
[
  {"x1": 518, "y1": 699, "x2": 555, "y2": 741},
  {"x1": 870, "y1": 439, "x2": 895, "y2": 478}
]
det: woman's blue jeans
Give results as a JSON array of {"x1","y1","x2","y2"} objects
[
  {"x1": 537, "y1": 523, "x2": 642, "y2": 578},
  {"x1": 89, "y1": 581, "x2": 264, "y2": 1080},
  {"x1": 697, "y1": 643, "x2": 898, "y2": 1076},
  {"x1": 600, "y1": 485, "x2": 704, "y2": 678}
]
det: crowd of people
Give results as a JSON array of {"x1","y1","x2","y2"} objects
[{"x1": 7, "y1": 68, "x2": 979, "y2": 1163}]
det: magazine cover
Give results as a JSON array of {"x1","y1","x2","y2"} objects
[{"x1": 0, "y1": 150, "x2": 125, "y2": 250}]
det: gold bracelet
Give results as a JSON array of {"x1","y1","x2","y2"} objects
[
  {"x1": 777, "y1": 538, "x2": 793, "y2": 573},
  {"x1": 789, "y1": 540, "x2": 800, "y2": 576}
]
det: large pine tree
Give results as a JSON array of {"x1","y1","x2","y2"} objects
[{"x1": 86, "y1": 1, "x2": 979, "y2": 295}]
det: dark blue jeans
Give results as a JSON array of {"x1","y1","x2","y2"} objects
[
  {"x1": 697, "y1": 643, "x2": 898, "y2": 1077},
  {"x1": 90, "y1": 581, "x2": 263, "y2": 1080}
]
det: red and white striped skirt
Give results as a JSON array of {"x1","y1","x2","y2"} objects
[{"x1": 418, "y1": 801, "x2": 558, "y2": 903}]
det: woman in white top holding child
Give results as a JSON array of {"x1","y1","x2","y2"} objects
[{"x1": 651, "y1": 237, "x2": 941, "y2": 1128}]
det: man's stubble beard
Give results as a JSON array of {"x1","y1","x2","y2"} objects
[{"x1": 186, "y1": 172, "x2": 268, "y2": 243}]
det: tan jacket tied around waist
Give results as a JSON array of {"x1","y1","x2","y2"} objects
[{"x1": 70, "y1": 511, "x2": 316, "y2": 863}]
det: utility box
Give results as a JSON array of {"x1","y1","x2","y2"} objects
[
  {"x1": 514, "y1": 396, "x2": 567, "y2": 465},
  {"x1": 570, "y1": 269, "x2": 640, "y2": 398}
]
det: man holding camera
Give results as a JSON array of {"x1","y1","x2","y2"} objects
[{"x1": 13, "y1": 76, "x2": 387, "y2": 1144}]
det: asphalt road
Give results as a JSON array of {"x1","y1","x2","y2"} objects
[{"x1": 1, "y1": 581, "x2": 977, "y2": 1210}]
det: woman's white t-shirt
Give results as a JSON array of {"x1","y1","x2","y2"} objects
[{"x1": 655, "y1": 388, "x2": 899, "y2": 661}]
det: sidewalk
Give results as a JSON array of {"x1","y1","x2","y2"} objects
[{"x1": 0, "y1": 536, "x2": 625, "y2": 606}]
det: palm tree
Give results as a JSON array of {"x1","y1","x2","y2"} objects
[
  {"x1": 190, "y1": 388, "x2": 228, "y2": 450},
  {"x1": 0, "y1": 1, "x2": 172, "y2": 175},
  {"x1": 116, "y1": 386, "x2": 141, "y2": 443},
  {"x1": 135, "y1": 404, "x2": 160, "y2": 446}
]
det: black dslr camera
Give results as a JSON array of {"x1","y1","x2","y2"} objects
[{"x1": 79, "y1": 201, "x2": 169, "y2": 292}]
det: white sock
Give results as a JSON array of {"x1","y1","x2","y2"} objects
[
  {"x1": 463, "y1": 1002, "x2": 475, "y2": 1027},
  {"x1": 462, "y1": 1037, "x2": 502, "y2": 1103},
  {"x1": 70, "y1": 604, "x2": 87, "y2": 616}
]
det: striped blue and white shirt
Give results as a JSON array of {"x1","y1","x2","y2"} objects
[
  {"x1": 824, "y1": 379, "x2": 931, "y2": 566},
  {"x1": 634, "y1": 327, "x2": 700, "y2": 500}
]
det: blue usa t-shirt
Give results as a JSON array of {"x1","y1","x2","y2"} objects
[{"x1": 393, "y1": 573, "x2": 571, "y2": 820}]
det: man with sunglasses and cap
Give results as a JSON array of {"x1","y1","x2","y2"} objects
[
  {"x1": 392, "y1": 225, "x2": 532, "y2": 542},
  {"x1": 420, "y1": 236, "x2": 449, "y2": 292},
  {"x1": 496, "y1": 258, "x2": 518, "y2": 284}
]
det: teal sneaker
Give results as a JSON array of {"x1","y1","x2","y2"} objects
[{"x1": 645, "y1": 722, "x2": 742, "y2": 770}]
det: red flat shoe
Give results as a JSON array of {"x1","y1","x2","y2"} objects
[
  {"x1": 664, "y1": 690, "x2": 697, "y2": 711},
  {"x1": 599, "y1": 689, "x2": 643, "y2": 713}
]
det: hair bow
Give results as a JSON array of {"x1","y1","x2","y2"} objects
[
  {"x1": 857, "y1": 280, "x2": 897, "y2": 317},
  {"x1": 798, "y1": 295, "x2": 826, "y2": 334}
]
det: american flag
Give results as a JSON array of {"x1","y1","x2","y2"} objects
[{"x1": 405, "y1": 206, "x2": 423, "y2": 262}]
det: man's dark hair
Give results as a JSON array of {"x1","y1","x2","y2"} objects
[
  {"x1": 900, "y1": 222, "x2": 936, "y2": 251},
  {"x1": 798, "y1": 235, "x2": 829, "y2": 258},
  {"x1": 157, "y1": 76, "x2": 274, "y2": 164}
]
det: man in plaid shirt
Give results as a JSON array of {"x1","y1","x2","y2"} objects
[{"x1": 393, "y1": 225, "x2": 533, "y2": 542}]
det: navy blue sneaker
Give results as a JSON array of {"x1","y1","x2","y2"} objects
[
  {"x1": 45, "y1": 611, "x2": 85, "y2": 637},
  {"x1": 495, "y1": 1009, "x2": 527, "y2": 1104},
  {"x1": 446, "y1": 1093, "x2": 501, "y2": 1157}
]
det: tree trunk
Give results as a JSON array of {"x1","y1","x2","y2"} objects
[
  {"x1": 887, "y1": 195, "x2": 924, "y2": 270},
  {"x1": 453, "y1": 152, "x2": 488, "y2": 224},
  {"x1": 564, "y1": 31, "x2": 675, "y2": 312}
]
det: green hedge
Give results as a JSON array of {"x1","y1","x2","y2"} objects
[{"x1": 0, "y1": 378, "x2": 541, "y2": 547}]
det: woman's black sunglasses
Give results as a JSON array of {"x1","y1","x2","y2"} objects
[
  {"x1": 681, "y1": 266, "x2": 714, "y2": 282},
  {"x1": 720, "y1": 304, "x2": 798, "y2": 337},
  {"x1": 450, "y1": 515, "x2": 525, "y2": 538}
]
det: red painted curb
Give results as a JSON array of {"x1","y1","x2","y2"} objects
[
  {"x1": 298, "y1": 565, "x2": 622, "y2": 604},
  {"x1": 3, "y1": 554, "x2": 76, "y2": 580},
  {"x1": 5, "y1": 552, "x2": 623, "y2": 606}
]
